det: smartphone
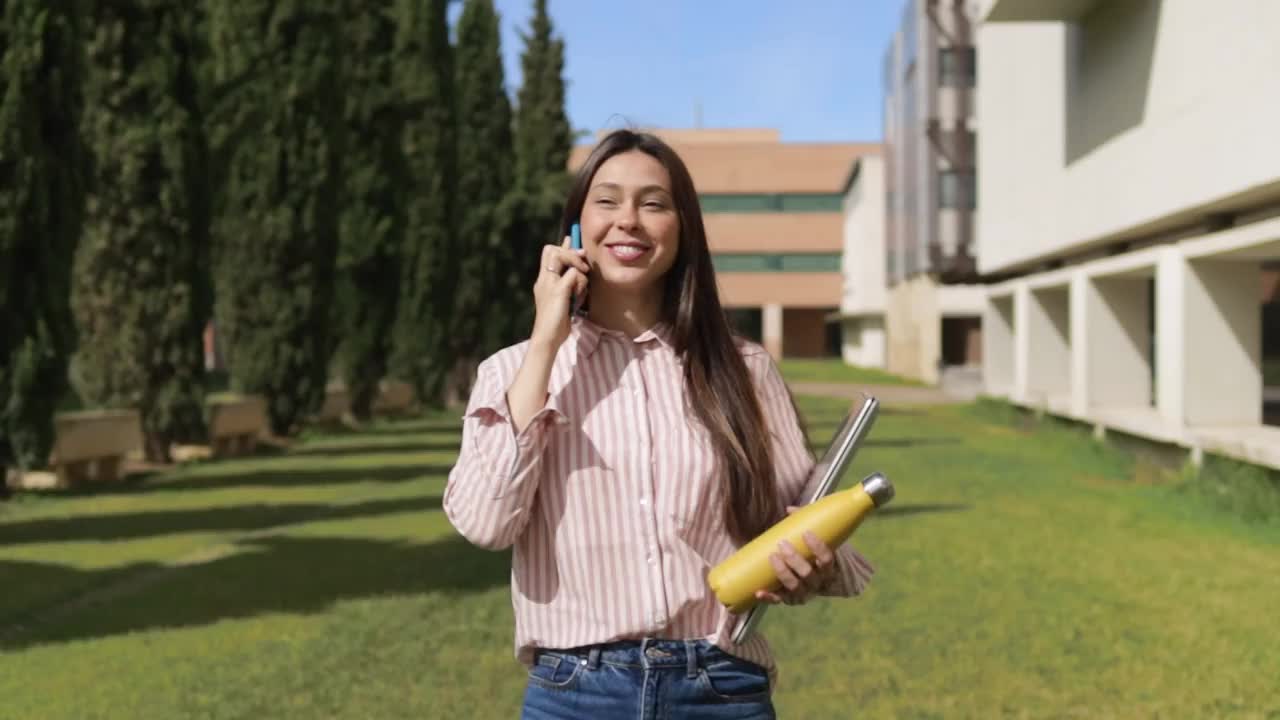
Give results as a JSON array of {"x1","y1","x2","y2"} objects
[
  {"x1": 729, "y1": 392, "x2": 881, "y2": 644},
  {"x1": 569, "y1": 223, "x2": 582, "y2": 315}
]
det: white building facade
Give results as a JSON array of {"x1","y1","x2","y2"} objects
[
  {"x1": 977, "y1": 0, "x2": 1280, "y2": 469},
  {"x1": 839, "y1": 156, "x2": 888, "y2": 368},
  {"x1": 880, "y1": 0, "x2": 987, "y2": 385}
]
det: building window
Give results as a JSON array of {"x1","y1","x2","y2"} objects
[
  {"x1": 939, "y1": 169, "x2": 976, "y2": 210},
  {"x1": 713, "y1": 253, "x2": 842, "y2": 272},
  {"x1": 699, "y1": 193, "x2": 843, "y2": 214},
  {"x1": 938, "y1": 46, "x2": 975, "y2": 87}
]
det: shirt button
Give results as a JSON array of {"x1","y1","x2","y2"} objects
[
  {"x1": 647, "y1": 555, "x2": 656, "y2": 566},
  {"x1": 639, "y1": 497, "x2": 647, "y2": 507}
]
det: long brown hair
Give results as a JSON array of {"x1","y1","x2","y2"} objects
[{"x1": 562, "y1": 129, "x2": 790, "y2": 546}]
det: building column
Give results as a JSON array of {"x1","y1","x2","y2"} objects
[
  {"x1": 1156, "y1": 248, "x2": 1187, "y2": 424},
  {"x1": 1157, "y1": 248, "x2": 1261, "y2": 426},
  {"x1": 763, "y1": 303, "x2": 784, "y2": 360},
  {"x1": 1012, "y1": 282, "x2": 1031, "y2": 403},
  {"x1": 1070, "y1": 272, "x2": 1089, "y2": 417}
]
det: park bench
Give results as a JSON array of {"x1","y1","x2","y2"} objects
[
  {"x1": 206, "y1": 395, "x2": 268, "y2": 457},
  {"x1": 315, "y1": 382, "x2": 350, "y2": 422},
  {"x1": 51, "y1": 409, "x2": 144, "y2": 486},
  {"x1": 373, "y1": 379, "x2": 415, "y2": 416}
]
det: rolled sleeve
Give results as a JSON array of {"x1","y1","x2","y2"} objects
[
  {"x1": 466, "y1": 379, "x2": 565, "y2": 498},
  {"x1": 443, "y1": 359, "x2": 565, "y2": 550}
]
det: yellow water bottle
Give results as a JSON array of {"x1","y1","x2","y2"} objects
[{"x1": 707, "y1": 473, "x2": 894, "y2": 614}]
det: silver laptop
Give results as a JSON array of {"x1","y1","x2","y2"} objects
[{"x1": 730, "y1": 392, "x2": 881, "y2": 645}]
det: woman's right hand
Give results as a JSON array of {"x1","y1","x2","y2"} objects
[{"x1": 529, "y1": 236, "x2": 591, "y2": 352}]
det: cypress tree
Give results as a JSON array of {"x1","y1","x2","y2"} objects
[
  {"x1": 390, "y1": 0, "x2": 457, "y2": 407},
  {"x1": 336, "y1": 0, "x2": 403, "y2": 421},
  {"x1": 454, "y1": 0, "x2": 515, "y2": 365},
  {"x1": 0, "y1": 2, "x2": 89, "y2": 491},
  {"x1": 508, "y1": 0, "x2": 571, "y2": 343},
  {"x1": 207, "y1": 1, "x2": 345, "y2": 435},
  {"x1": 72, "y1": 0, "x2": 210, "y2": 462}
]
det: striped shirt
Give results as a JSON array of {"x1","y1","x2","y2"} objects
[{"x1": 443, "y1": 316, "x2": 874, "y2": 684}]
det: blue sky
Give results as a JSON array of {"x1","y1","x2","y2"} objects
[{"x1": 479, "y1": 0, "x2": 904, "y2": 143}]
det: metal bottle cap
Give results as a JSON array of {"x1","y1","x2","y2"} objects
[{"x1": 861, "y1": 472, "x2": 894, "y2": 507}]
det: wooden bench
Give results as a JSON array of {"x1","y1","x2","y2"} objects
[
  {"x1": 373, "y1": 379, "x2": 415, "y2": 416},
  {"x1": 206, "y1": 395, "x2": 268, "y2": 457},
  {"x1": 315, "y1": 383, "x2": 350, "y2": 422},
  {"x1": 52, "y1": 409, "x2": 144, "y2": 486}
]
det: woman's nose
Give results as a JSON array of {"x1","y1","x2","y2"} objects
[{"x1": 615, "y1": 203, "x2": 639, "y2": 230}]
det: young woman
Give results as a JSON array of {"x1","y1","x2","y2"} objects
[{"x1": 443, "y1": 129, "x2": 875, "y2": 719}]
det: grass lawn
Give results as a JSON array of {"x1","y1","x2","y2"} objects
[
  {"x1": 2, "y1": 396, "x2": 1279, "y2": 718},
  {"x1": 778, "y1": 358, "x2": 924, "y2": 387}
]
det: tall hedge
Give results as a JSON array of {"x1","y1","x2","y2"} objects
[
  {"x1": 207, "y1": 0, "x2": 346, "y2": 435},
  {"x1": 0, "y1": 2, "x2": 89, "y2": 489},
  {"x1": 73, "y1": 0, "x2": 209, "y2": 462}
]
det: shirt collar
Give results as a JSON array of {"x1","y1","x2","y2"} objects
[{"x1": 571, "y1": 315, "x2": 674, "y2": 359}]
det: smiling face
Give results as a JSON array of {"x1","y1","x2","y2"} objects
[{"x1": 579, "y1": 150, "x2": 681, "y2": 296}]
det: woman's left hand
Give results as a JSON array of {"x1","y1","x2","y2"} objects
[{"x1": 754, "y1": 506, "x2": 838, "y2": 606}]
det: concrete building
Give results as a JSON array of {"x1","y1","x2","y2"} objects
[
  {"x1": 570, "y1": 128, "x2": 876, "y2": 359},
  {"x1": 976, "y1": 0, "x2": 1280, "y2": 470},
  {"x1": 838, "y1": 155, "x2": 888, "y2": 368},
  {"x1": 881, "y1": 0, "x2": 987, "y2": 385}
]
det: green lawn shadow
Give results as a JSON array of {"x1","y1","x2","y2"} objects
[
  {"x1": 0, "y1": 496, "x2": 444, "y2": 545},
  {"x1": 88, "y1": 462, "x2": 452, "y2": 495},
  {"x1": 1, "y1": 531, "x2": 508, "y2": 652}
]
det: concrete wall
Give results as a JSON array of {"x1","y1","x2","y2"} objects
[
  {"x1": 978, "y1": 1, "x2": 1280, "y2": 274},
  {"x1": 886, "y1": 274, "x2": 942, "y2": 384},
  {"x1": 717, "y1": 272, "x2": 843, "y2": 308},
  {"x1": 841, "y1": 156, "x2": 887, "y2": 316},
  {"x1": 842, "y1": 317, "x2": 887, "y2": 368},
  {"x1": 1085, "y1": 274, "x2": 1152, "y2": 409},
  {"x1": 983, "y1": 294, "x2": 1015, "y2": 395},
  {"x1": 985, "y1": 217, "x2": 1280, "y2": 470},
  {"x1": 938, "y1": 284, "x2": 988, "y2": 317},
  {"x1": 705, "y1": 213, "x2": 845, "y2": 253},
  {"x1": 1026, "y1": 285, "x2": 1071, "y2": 405}
]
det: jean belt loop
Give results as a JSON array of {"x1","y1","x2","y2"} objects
[
  {"x1": 587, "y1": 647, "x2": 601, "y2": 671},
  {"x1": 685, "y1": 640, "x2": 698, "y2": 679}
]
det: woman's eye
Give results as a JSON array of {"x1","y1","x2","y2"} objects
[
  {"x1": 643, "y1": 201, "x2": 666, "y2": 209},
  {"x1": 595, "y1": 197, "x2": 617, "y2": 206}
]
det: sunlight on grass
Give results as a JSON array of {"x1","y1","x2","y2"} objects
[
  {"x1": 779, "y1": 358, "x2": 923, "y2": 386},
  {"x1": 2, "y1": 402, "x2": 1279, "y2": 718}
]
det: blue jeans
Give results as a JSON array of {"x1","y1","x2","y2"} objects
[{"x1": 520, "y1": 638, "x2": 776, "y2": 719}]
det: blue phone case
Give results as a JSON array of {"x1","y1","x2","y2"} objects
[{"x1": 569, "y1": 223, "x2": 582, "y2": 314}]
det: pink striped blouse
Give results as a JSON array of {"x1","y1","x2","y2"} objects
[{"x1": 443, "y1": 316, "x2": 874, "y2": 684}]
